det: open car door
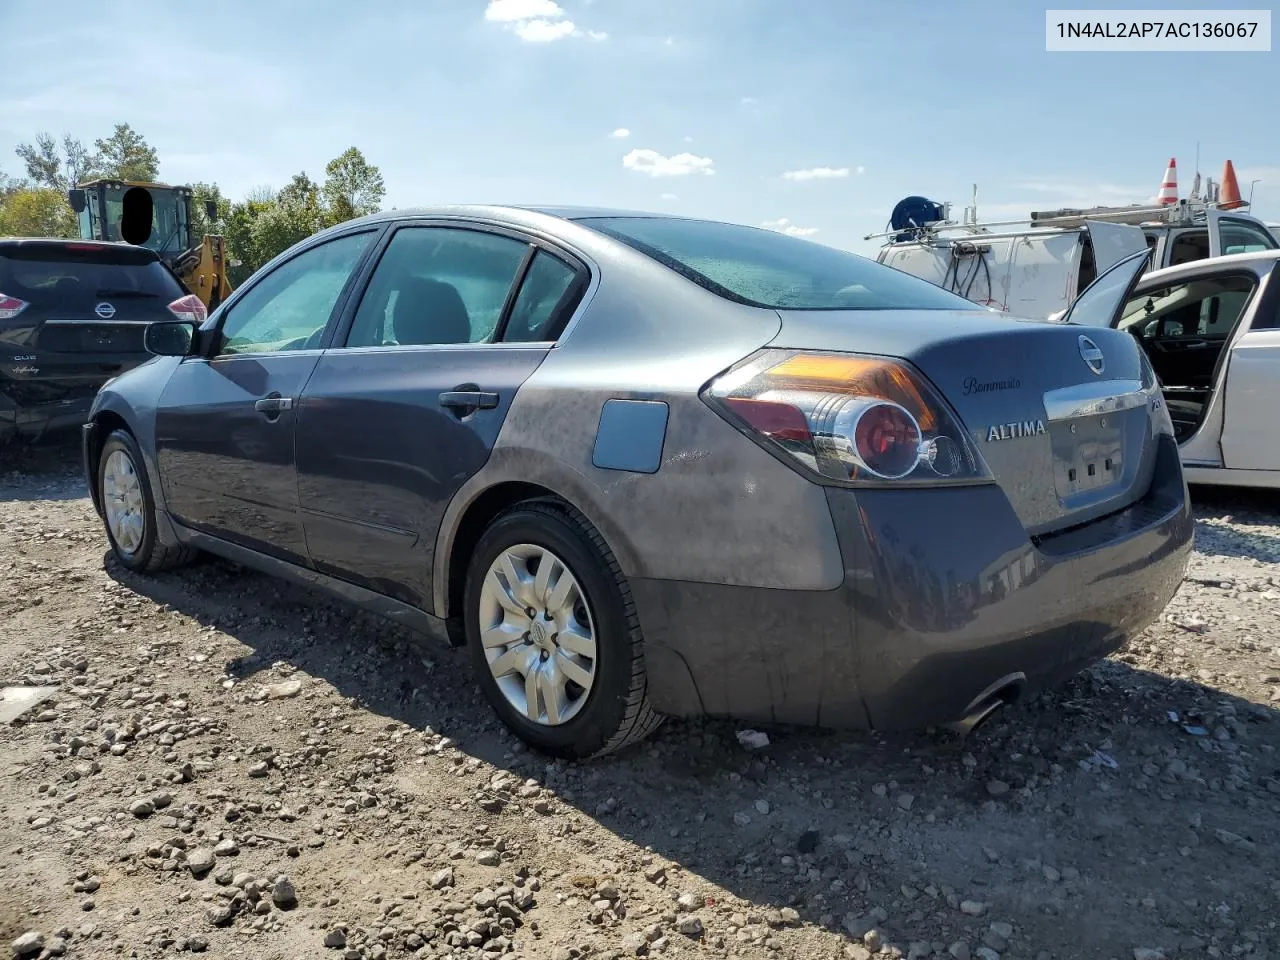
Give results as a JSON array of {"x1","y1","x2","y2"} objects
[
  {"x1": 1207, "y1": 209, "x2": 1279, "y2": 258},
  {"x1": 1083, "y1": 221, "x2": 1149, "y2": 274},
  {"x1": 1059, "y1": 249, "x2": 1152, "y2": 328},
  {"x1": 1218, "y1": 268, "x2": 1280, "y2": 473}
]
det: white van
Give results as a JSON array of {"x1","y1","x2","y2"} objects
[{"x1": 874, "y1": 198, "x2": 1278, "y2": 320}]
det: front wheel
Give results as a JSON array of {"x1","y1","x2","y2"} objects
[
  {"x1": 463, "y1": 501, "x2": 662, "y2": 759},
  {"x1": 97, "y1": 428, "x2": 194, "y2": 573}
]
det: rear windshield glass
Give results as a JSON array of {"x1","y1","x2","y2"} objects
[
  {"x1": 577, "y1": 216, "x2": 977, "y2": 311},
  {"x1": 0, "y1": 245, "x2": 183, "y2": 306}
]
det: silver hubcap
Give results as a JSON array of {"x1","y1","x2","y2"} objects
[
  {"x1": 102, "y1": 449, "x2": 145, "y2": 557},
  {"x1": 478, "y1": 543, "x2": 597, "y2": 726}
]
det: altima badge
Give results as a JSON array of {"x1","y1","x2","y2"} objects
[
  {"x1": 986, "y1": 419, "x2": 1046, "y2": 441},
  {"x1": 1078, "y1": 335, "x2": 1105, "y2": 375}
]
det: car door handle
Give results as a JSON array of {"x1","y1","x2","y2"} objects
[
  {"x1": 254, "y1": 395, "x2": 294, "y2": 418},
  {"x1": 439, "y1": 391, "x2": 499, "y2": 411}
]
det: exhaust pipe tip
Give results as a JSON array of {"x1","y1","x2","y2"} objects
[{"x1": 945, "y1": 674, "x2": 1025, "y2": 737}]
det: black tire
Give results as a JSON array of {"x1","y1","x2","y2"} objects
[
  {"x1": 463, "y1": 500, "x2": 663, "y2": 759},
  {"x1": 97, "y1": 428, "x2": 196, "y2": 573}
]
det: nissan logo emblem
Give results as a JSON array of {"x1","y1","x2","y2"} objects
[
  {"x1": 1078, "y1": 335, "x2": 1105, "y2": 376},
  {"x1": 94, "y1": 302, "x2": 117, "y2": 319}
]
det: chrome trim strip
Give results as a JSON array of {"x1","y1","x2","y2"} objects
[{"x1": 1042, "y1": 378, "x2": 1147, "y2": 422}]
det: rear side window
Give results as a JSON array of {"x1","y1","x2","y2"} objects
[
  {"x1": 0, "y1": 245, "x2": 184, "y2": 307},
  {"x1": 503, "y1": 250, "x2": 583, "y2": 342},
  {"x1": 577, "y1": 216, "x2": 977, "y2": 311},
  {"x1": 345, "y1": 227, "x2": 530, "y2": 347}
]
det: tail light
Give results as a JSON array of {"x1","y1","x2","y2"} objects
[
  {"x1": 167, "y1": 294, "x2": 207, "y2": 325},
  {"x1": 703, "y1": 349, "x2": 992, "y2": 486},
  {"x1": 0, "y1": 293, "x2": 29, "y2": 321}
]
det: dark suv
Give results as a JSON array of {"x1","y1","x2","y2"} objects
[{"x1": 1, "y1": 238, "x2": 205, "y2": 445}]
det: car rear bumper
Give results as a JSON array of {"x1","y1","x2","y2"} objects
[
  {"x1": 632, "y1": 434, "x2": 1193, "y2": 730},
  {"x1": 0, "y1": 383, "x2": 97, "y2": 443}
]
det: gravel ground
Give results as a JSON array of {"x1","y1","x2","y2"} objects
[{"x1": 2, "y1": 441, "x2": 1279, "y2": 960}]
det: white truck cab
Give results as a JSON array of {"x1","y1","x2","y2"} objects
[{"x1": 872, "y1": 193, "x2": 1278, "y2": 320}]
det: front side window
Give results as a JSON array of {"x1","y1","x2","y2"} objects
[
  {"x1": 216, "y1": 231, "x2": 373, "y2": 356},
  {"x1": 345, "y1": 227, "x2": 530, "y2": 347},
  {"x1": 577, "y1": 216, "x2": 977, "y2": 311}
]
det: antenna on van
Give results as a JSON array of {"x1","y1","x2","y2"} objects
[{"x1": 964, "y1": 184, "x2": 978, "y2": 227}]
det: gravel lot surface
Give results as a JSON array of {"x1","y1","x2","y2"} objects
[{"x1": 2, "y1": 442, "x2": 1279, "y2": 960}]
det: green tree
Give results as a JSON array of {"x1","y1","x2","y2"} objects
[
  {"x1": 0, "y1": 188, "x2": 78, "y2": 238},
  {"x1": 0, "y1": 166, "x2": 22, "y2": 199},
  {"x1": 322, "y1": 147, "x2": 384, "y2": 226},
  {"x1": 14, "y1": 132, "x2": 96, "y2": 191},
  {"x1": 93, "y1": 123, "x2": 159, "y2": 182},
  {"x1": 248, "y1": 199, "x2": 319, "y2": 270},
  {"x1": 278, "y1": 172, "x2": 322, "y2": 212},
  {"x1": 190, "y1": 182, "x2": 231, "y2": 245},
  {"x1": 222, "y1": 175, "x2": 323, "y2": 284},
  {"x1": 224, "y1": 197, "x2": 275, "y2": 286}
]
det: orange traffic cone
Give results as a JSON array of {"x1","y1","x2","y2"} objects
[
  {"x1": 1219, "y1": 159, "x2": 1245, "y2": 209},
  {"x1": 1156, "y1": 157, "x2": 1178, "y2": 205}
]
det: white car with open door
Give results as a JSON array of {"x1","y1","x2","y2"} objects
[{"x1": 1066, "y1": 248, "x2": 1280, "y2": 490}]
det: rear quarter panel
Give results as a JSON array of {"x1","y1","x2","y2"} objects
[{"x1": 431, "y1": 233, "x2": 849, "y2": 616}]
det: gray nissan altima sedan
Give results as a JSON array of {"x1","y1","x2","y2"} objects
[{"x1": 82, "y1": 206, "x2": 1193, "y2": 758}]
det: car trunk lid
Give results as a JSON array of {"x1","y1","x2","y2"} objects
[{"x1": 770, "y1": 307, "x2": 1162, "y2": 536}]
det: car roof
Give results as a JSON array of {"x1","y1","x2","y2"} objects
[
  {"x1": 321, "y1": 204, "x2": 700, "y2": 235},
  {"x1": 0, "y1": 237, "x2": 161, "y2": 258},
  {"x1": 1135, "y1": 248, "x2": 1280, "y2": 288}
]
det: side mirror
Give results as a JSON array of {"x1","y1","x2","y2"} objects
[
  {"x1": 144, "y1": 320, "x2": 197, "y2": 357},
  {"x1": 67, "y1": 189, "x2": 87, "y2": 214},
  {"x1": 204, "y1": 199, "x2": 218, "y2": 220}
]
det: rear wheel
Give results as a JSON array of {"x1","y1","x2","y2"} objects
[
  {"x1": 463, "y1": 501, "x2": 662, "y2": 759},
  {"x1": 97, "y1": 428, "x2": 195, "y2": 573}
]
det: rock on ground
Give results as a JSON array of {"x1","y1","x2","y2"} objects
[{"x1": 1, "y1": 443, "x2": 1279, "y2": 959}]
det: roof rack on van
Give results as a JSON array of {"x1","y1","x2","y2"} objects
[{"x1": 865, "y1": 184, "x2": 1249, "y2": 242}]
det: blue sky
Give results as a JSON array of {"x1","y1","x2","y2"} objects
[{"x1": 1, "y1": 0, "x2": 1276, "y2": 254}]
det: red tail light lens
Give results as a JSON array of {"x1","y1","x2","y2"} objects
[
  {"x1": 853, "y1": 401, "x2": 922, "y2": 479},
  {"x1": 704, "y1": 349, "x2": 990, "y2": 486},
  {"x1": 167, "y1": 294, "x2": 207, "y2": 325},
  {"x1": 0, "y1": 293, "x2": 30, "y2": 321}
]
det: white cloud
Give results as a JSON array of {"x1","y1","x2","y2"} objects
[
  {"x1": 762, "y1": 218, "x2": 819, "y2": 238},
  {"x1": 682, "y1": 136, "x2": 694, "y2": 143},
  {"x1": 740, "y1": 96, "x2": 757, "y2": 107},
  {"x1": 484, "y1": 0, "x2": 605, "y2": 43},
  {"x1": 484, "y1": 0, "x2": 565, "y2": 22},
  {"x1": 664, "y1": 36, "x2": 676, "y2": 46},
  {"x1": 660, "y1": 193, "x2": 679, "y2": 201},
  {"x1": 782, "y1": 166, "x2": 850, "y2": 182},
  {"x1": 623, "y1": 148, "x2": 715, "y2": 178},
  {"x1": 856, "y1": 165, "x2": 866, "y2": 175},
  {"x1": 515, "y1": 17, "x2": 577, "y2": 41},
  {"x1": 611, "y1": 128, "x2": 630, "y2": 138}
]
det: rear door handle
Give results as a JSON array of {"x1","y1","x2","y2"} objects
[{"x1": 439, "y1": 390, "x2": 499, "y2": 411}]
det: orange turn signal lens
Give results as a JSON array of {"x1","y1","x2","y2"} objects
[{"x1": 704, "y1": 349, "x2": 989, "y2": 486}]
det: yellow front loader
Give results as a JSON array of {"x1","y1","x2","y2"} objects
[{"x1": 68, "y1": 179, "x2": 234, "y2": 310}]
